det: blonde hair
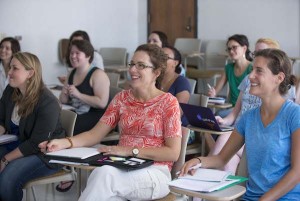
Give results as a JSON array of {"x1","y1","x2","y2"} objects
[
  {"x1": 12, "y1": 52, "x2": 44, "y2": 117},
  {"x1": 256, "y1": 38, "x2": 280, "y2": 49}
]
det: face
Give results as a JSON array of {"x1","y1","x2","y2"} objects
[
  {"x1": 8, "y1": 57, "x2": 33, "y2": 91},
  {"x1": 69, "y1": 45, "x2": 90, "y2": 68},
  {"x1": 128, "y1": 51, "x2": 158, "y2": 89},
  {"x1": 255, "y1": 42, "x2": 269, "y2": 52},
  {"x1": 148, "y1": 33, "x2": 162, "y2": 47},
  {"x1": 71, "y1": 36, "x2": 84, "y2": 42},
  {"x1": 163, "y1": 48, "x2": 178, "y2": 75},
  {"x1": 227, "y1": 40, "x2": 246, "y2": 60},
  {"x1": 0, "y1": 41, "x2": 13, "y2": 61},
  {"x1": 249, "y1": 56, "x2": 283, "y2": 98}
]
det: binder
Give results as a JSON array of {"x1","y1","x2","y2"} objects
[{"x1": 0, "y1": 134, "x2": 18, "y2": 145}]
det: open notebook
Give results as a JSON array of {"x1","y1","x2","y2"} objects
[
  {"x1": 0, "y1": 134, "x2": 18, "y2": 145},
  {"x1": 169, "y1": 168, "x2": 247, "y2": 193}
]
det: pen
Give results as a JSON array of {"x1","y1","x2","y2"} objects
[
  {"x1": 207, "y1": 83, "x2": 212, "y2": 90},
  {"x1": 176, "y1": 163, "x2": 202, "y2": 175}
]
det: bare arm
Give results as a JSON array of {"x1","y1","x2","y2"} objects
[
  {"x1": 180, "y1": 130, "x2": 244, "y2": 176},
  {"x1": 208, "y1": 72, "x2": 227, "y2": 97},
  {"x1": 176, "y1": 90, "x2": 190, "y2": 116},
  {"x1": 0, "y1": 125, "x2": 5, "y2": 135},
  {"x1": 259, "y1": 128, "x2": 300, "y2": 201},
  {"x1": 59, "y1": 74, "x2": 70, "y2": 104}
]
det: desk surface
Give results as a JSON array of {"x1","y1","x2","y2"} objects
[
  {"x1": 207, "y1": 102, "x2": 232, "y2": 109},
  {"x1": 187, "y1": 68, "x2": 223, "y2": 79},
  {"x1": 104, "y1": 65, "x2": 128, "y2": 73},
  {"x1": 188, "y1": 125, "x2": 232, "y2": 135},
  {"x1": 170, "y1": 185, "x2": 246, "y2": 201}
]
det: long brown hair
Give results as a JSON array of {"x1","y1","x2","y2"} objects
[{"x1": 11, "y1": 52, "x2": 44, "y2": 117}]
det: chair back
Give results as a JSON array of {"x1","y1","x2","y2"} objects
[
  {"x1": 205, "y1": 40, "x2": 228, "y2": 69},
  {"x1": 106, "y1": 72, "x2": 120, "y2": 87},
  {"x1": 58, "y1": 39, "x2": 70, "y2": 65},
  {"x1": 108, "y1": 86, "x2": 123, "y2": 104},
  {"x1": 171, "y1": 127, "x2": 190, "y2": 179},
  {"x1": 174, "y1": 38, "x2": 202, "y2": 69},
  {"x1": 60, "y1": 110, "x2": 77, "y2": 137},
  {"x1": 188, "y1": 94, "x2": 208, "y2": 107},
  {"x1": 187, "y1": 78, "x2": 196, "y2": 94},
  {"x1": 99, "y1": 47, "x2": 127, "y2": 66}
]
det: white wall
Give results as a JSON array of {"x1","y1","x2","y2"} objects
[
  {"x1": 0, "y1": 0, "x2": 299, "y2": 84},
  {"x1": 0, "y1": 0, "x2": 142, "y2": 84}
]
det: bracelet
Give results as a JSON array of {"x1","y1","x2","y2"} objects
[
  {"x1": 66, "y1": 137, "x2": 73, "y2": 149},
  {"x1": 196, "y1": 157, "x2": 202, "y2": 164},
  {"x1": 1, "y1": 157, "x2": 9, "y2": 166}
]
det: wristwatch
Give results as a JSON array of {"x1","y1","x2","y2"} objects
[
  {"x1": 132, "y1": 148, "x2": 139, "y2": 157},
  {"x1": 1, "y1": 157, "x2": 9, "y2": 166}
]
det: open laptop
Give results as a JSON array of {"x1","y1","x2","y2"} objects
[{"x1": 180, "y1": 103, "x2": 234, "y2": 132}]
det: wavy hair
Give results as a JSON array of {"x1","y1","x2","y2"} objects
[{"x1": 11, "y1": 52, "x2": 44, "y2": 117}]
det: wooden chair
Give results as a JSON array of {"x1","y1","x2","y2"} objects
[
  {"x1": 99, "y1": 47, "x2": 127, "y2": 67},
  {"x1": 24, "y1": 110, "x2": 77, "y2": 201},
  {"x1": 58, "y1": 38, "x2": 69, "y2": 65}
]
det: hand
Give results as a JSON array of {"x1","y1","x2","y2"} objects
[
  {"x1": 62, "y1": 85, "x2": 69, "y2": 95},
  {"x1": 208, "y1": 87, "x2": 216, "y2": 97},
  {"x1": 68, "y1": 85, "x2": 81, "y2": 98},
  {"x1": 99, "y1": 146, "x2": 132, "y2": 157},
  {"x1": 215, "y1": 116, "x2": 225, "y2": 124},
  {"x1": 39, "y1": 138, "x2": 70, "y2": 153},
  {"x1": 57, "y1": 76, "x2": 66, "y2": 84},
  {"x1": 179, "y1": 158, "x2": 201, "y2": 177}
]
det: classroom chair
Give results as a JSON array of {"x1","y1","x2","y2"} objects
[
  {"x1": 187, "y1": 78, "x2": 197, "y2": 94},
  {"x1": 24, "y1": 110, "x2": 78, "y2": 201},
  {"x1": 106, "y1": 72, "x2": 120, "y2": 87}
]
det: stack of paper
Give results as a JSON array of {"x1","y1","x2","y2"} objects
[
  {"x1": 0, "y1": 134, "x2": 18, "y2": 145},
  {"x1": 208, "y1": 97, "x2": 226, "y2": 104},
  {"x1": 46, "y1": 147, "x2": 100, "y2": 159},
  {"x1": 169, "y1": 168, "x2": 247, "y2": 193}
]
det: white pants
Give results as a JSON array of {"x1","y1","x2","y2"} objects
[{"x1": 79, "y1": 165, "x2": 171, "y2": 201}]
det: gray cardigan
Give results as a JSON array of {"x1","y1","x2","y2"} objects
[{"x1": 0, "y1": 86, "x2": 65, "y2": 165}]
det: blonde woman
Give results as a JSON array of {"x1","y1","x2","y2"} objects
[{"x1": 0, "y1": 52, "x2": 65, "y2": 201}]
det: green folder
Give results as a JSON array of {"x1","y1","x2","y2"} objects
[{"x1": 217, "y1": 175, "x2": 248, "y2": 191}]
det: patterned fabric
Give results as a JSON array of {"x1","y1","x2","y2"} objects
[{"x1": 100, "y1": 89, "x2": 182, "y2": 171}]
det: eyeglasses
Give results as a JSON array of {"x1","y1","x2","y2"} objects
[
  {"x1": 226, "y1": 45, "x2": 240, "y2": 52},
  {"x1": 127, "y1": 62, "x2": 154, "y2": 70}
]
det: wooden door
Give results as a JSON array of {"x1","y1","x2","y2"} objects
[{"x1": 148, "y1": 0, "x2": 197, "y2": 46}]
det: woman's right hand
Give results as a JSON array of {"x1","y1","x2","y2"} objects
[
  {"x1": 179, "y1": 158, "x2": 201, "y2": 177},
  {"x1": 39, "y1": 138, "x2": 70, "y2": 153},
  {"x1": 208, "y1": 87, "x2": 216, "y2": 97},
  {"x1": 215, "y1": 116, "x2": 225, "y2": 125}
]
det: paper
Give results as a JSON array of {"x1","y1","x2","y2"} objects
[
  {"x1": 208, "y1": 97, "x2": 225, "y2": 104},
  {"x1": 49, "y1": 159, "x2": 89, "y2": 166},
  {"x1": 61, "y1": 104, "x2": 75, "y2": 111},
  {"x1": 0, "y1": 134, "x2": 18, "y2": 144},
  {"x1": 46, "y1": 147, "x2": 100, "y2": 159},
  {"x1": 178, "y1": 168, "x2": 231, "y2": 182},
  {"x1": 169, "y1": 178, "x2": 238, "y2": 192}
]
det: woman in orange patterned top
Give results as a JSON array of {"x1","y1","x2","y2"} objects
[{"x1": 40, "y1": 44, "x2": 182, "y2": 200}]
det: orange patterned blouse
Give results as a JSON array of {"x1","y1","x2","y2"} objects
[{"x1": 100, "y1": 89, "x2": 182, "y2": 171}]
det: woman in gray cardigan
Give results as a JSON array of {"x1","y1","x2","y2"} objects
[{"x1": 0, "y1": 52, "x2": 66, "y2": 201}]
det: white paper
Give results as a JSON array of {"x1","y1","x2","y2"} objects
[
  {"x1": 61, "y1": 104, "x2": 75, "y2": 111},
  {"x1": 169, "y1": 178, "x2": 238, "y2": 192},
  {"x1": 0, "y1": 134, "x2": 18, "y2": 144},
  {"x1": 46, "y1": 147, "x2": 100, "y2": 159},
  {"x1": 49, "y1": 159, "x2": 89, "y2": 166},
  {"x1": 178, "y1": 168, "x2": 231, "y2": 182}
]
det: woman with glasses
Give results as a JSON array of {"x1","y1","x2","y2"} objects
[
  {"x1": 181, "y1": 49, "x2": 300, "y2": 201},
  {"x1": 41, "y1": 44, "x2": 182, "y2": 200},
  {"x1": 208, "y1": 34, "x2": 253, "y2": 117}
]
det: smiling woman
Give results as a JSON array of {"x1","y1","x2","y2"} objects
[{"x1": 0, "y1": 52, "x2": 66, "y2": 201}]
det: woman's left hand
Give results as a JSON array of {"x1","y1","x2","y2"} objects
[
  {"x1": 68, "y1": 85, "x2": 81, "y2": 98},
  {"x1": 99, "y1": 146, "x2": 132, "y2": 157}
]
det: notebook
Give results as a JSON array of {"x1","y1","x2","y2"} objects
[
  {"x1": 0, "y1": 134, "x2": 18, "y2": 145},
  {"x1": 180, "y1": 103, "x2": 234, "y2": 132},
  {"x1": 46, "y1": 147, "x2": 101, "y2": 161}
]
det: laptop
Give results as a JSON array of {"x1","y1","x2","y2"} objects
[{"x1": 180, "y1": 103, "x2": 234, "y2": 132}]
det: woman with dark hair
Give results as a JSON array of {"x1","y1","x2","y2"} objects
[
  {"x1": 148, "y1": 30, "x2": 169, "y2": 48},
  {"x1": 208, "y1": 34, "x2": 253, "y2": 117},
  {"x1": 0, "y1": 52, "x2": 65, "y2": 201},
  {"x1": 41, "y1": 44, "x2": 182, "y2": 200},
  {"x1": 161, "y1": 46, "x2": 191, "y2": 126},
  {"x1": 66, "y1": 30, "x2": 104, "y2": 69},
  {"x1": 181, "y1": 49, "x2": 300, "y2": 200},
  {"x1": 0, "y1": 37, "x2": 21, "y2": 97}
]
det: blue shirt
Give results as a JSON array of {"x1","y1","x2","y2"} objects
[
  {"x1": 236, "y1": 101, "x2": 300, "y2": 200},
  {"x1": 168, "y1": 76, "x2": 191, "y2": 126}
]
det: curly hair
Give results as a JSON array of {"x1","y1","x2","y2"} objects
[{"x1": 135, "y1": 44, "x2": 168, "y2": 89}]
